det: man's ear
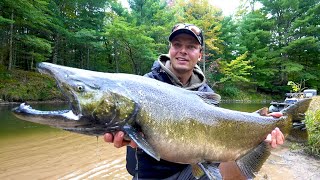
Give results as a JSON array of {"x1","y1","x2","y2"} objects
[{"x1": 198, "y1": 51, "x2": 202, "y2": 61}]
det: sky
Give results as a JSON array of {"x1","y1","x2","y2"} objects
[
  {"x1": 210, "y1": 0, "x2": 241, "y2": 15},
  {"x1": 119, "y1": 0, "x2": 241, "y2": 16}
]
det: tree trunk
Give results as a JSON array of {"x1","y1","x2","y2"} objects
[
  {"x1": 87, "y1": 47, "x2": 90, "y2": 69},
  {"x1": 8, "y1": 10, "x2": 14, "y2": 70},
  {"x1": 52, "y1": 34, "x2": 59, "y2": 64}
]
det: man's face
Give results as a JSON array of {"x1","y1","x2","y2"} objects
[{"x1": 169, "y1": 33, "x2": 202, "y2": 74}]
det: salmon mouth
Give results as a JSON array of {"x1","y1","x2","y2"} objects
[
  {"x1": 12, "y1": 62, "x2": 85, "y2": 125},
  {"x1": 13, "y1": 103, "x2": 80, "y2": 121},
  {"x1": 37, "y1": 63, "x2": 82, "y2": 117}
]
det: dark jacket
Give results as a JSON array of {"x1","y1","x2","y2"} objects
[{"x1": 126, "y1": 55, "x2": 214, "y2": 179}]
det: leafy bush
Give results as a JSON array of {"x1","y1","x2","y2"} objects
[
  {"x1": 218, "y1": 85, "x2": 240, "y2": 98},
  {"x1": 304, "y1": 109, "x2": 320, "y2": 158}
]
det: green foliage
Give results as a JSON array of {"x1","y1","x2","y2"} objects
[
  {"x1": 0, "y1": 15, "x2": 14, "y2": 24},
  {"x1": 0, "y1": 0, "x2": 318, "y2": 101},
  {"x1": 104, "y1": 17, "x2": 156, "y2": 74},
  {"x1": 218, "y1": 84, "x2": 241, "y2": 98},
  {"x1": 304, "y1": 110, "x2": 320, "y2": 158},
  {"x1": 287, "y1": 81, "x2": 303, "y2": 92},
  {"x1": 218, "y1": 0, "x2": 320, "y2": 94},
  {"x1": 216, "y1": 84, "x2": 273, "y2": 101},
  {"x1": 218, "y1": 52, "x2": 254, "y2": 83}
]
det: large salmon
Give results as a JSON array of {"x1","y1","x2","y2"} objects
[{"x1": 12, "y1": 62, "x2": 311, "y2": 179}]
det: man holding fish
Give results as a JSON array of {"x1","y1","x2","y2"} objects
[{"x1": 104, "y1": 23, "x2": 284, "y2": 180}]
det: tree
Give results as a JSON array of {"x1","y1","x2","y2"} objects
[
  {"x1": 258, "y1": 0, "x2": 320, "y2": 90},
  {"x1": 208, "y1": 51, "x2": 254, "y2": 85},
  {"x1": 104, "y1": 17, "x2": 156, "y2": 74},
  {"x1": 0, "y1": 0, "x2": 53, "y2": 70}
]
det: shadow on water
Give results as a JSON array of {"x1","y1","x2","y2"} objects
[{"x1": 0, "y1": 102, "x2": 319, "y2": 180}]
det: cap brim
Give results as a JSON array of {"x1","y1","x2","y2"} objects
[{"x1": 169, "y1": 29, "x2": 201, "y2": 45}]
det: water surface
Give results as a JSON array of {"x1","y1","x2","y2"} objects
[{"x1": 0, "y1": 102, "x2": 319, "y2": 180}]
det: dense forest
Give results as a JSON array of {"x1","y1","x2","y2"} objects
[{"x1": 0, "y1": 0, "x2": 319, "y2": 99}]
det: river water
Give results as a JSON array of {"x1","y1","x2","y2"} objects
[{"x1": 0, "y1": 102, "x2": 319, "y2": 180}]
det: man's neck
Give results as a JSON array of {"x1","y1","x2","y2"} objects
[{"x1": 170, "y1": 68, "x2": 193, "y2": 85}]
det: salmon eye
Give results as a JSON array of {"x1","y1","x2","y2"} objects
[{"x1": 76, "y1": 85, "x2": 85, "y2": 92}]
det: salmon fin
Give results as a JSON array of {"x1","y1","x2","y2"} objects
[
  {"x1": 236, "y1": 141, "x2": 271, "y2": 179},
  {"x1": 122, "y1": 124, "x2": 160, "y2": 161},
  {"x1": 196, "y1": 162, "x2": 222, "y2": 180},
  {"x1": 194, "y1": 92, "x2": 221, "y2": 106},
  {"x1": 191, "y1": 164, "x2": 205, "y2": 179},
  {"x1": 281, "y1": 98, "x2": 312, "y2": 116}
]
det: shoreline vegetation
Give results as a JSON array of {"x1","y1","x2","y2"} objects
[
  {"x1": 0, "y1": 68, "x2": 65, "y2": 103},
  {"x1": 0, "y1": 68, "x2": 278, "y2": 104}
]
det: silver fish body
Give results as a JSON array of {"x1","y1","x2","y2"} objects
[{"x1": 12, "y1": 62, "x2": 312, "y2": 179}]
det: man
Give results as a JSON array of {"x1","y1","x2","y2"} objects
[{"x1": 104, "y1": 23, "x2": 284, "y2": 179}]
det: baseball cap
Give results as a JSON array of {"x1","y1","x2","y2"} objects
[{"x1": 168, "y1": 23, "x2": 203, "y2": 46}]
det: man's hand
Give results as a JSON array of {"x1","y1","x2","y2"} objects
[
  {"x1": 265, "y1": 127, "x2": 285, "y2": 148},
  {"x1": 103, "y1": 131, "x2": 138, "y2": 148},
  {"x1": 261, "y1": 111, "x2": 285, "y2": 148},
  {"x1": 267, "y1": 112, "x2": 283, "y2": 118}
]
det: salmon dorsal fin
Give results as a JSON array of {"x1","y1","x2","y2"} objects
[
  {"x1": 236, "y1": 141, "x2": 271, "y2": 179},
  {"x1": 194, "y1": 92, "x2": 221, "y2": 106}
]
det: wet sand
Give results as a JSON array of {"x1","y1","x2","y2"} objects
[{"x1": 1, "y1": 130, "x2": 319, "y2": 180}]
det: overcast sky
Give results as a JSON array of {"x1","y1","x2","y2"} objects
[{"x1": 210, "y1": 0, "x2": 240, "y2": 15}]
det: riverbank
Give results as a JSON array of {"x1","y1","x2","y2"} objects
[{"x1": 0, "y1": 68, "x2": 64, "y2": 102}]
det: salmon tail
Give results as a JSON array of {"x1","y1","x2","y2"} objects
[
  {"x1": 280, "y1": 98, "x2": 312, "y2": 118},
  {"x1": 236, "y1": 141, "x2": 271, "y2": 179}
]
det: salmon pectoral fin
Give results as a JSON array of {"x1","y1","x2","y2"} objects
[
  {"x1": 192, "y1": 162, "x2": 222, "y2": 180},
  {"x1": 122, "y1": 124, "x2": 160, "y2": 161},
  {"x1": 236, "y1": 141, "x2": 271, "y2": 179}
]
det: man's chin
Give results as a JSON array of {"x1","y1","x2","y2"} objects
[{"x1": 173, "y1": 66, "x2": 192, "y2": 74}]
